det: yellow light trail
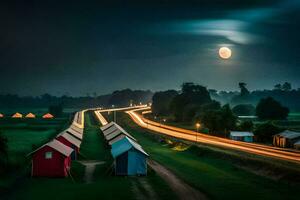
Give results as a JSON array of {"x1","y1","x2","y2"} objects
[{"x1": 126, "y1": 107, "x2": 300, "y2": 164}]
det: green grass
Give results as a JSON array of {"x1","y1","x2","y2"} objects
[
  {"x1": 1, "y1": 111, "x2": 177, "y2": 200},
  {"x1": 118, "y1": 112, "x2": 300, "y2": 200}
]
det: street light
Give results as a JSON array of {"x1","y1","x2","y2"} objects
[{"x1": 195, "y1": 123, "x2": 201, "y2": 142}]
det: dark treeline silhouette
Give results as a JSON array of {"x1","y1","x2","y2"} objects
[
  {"x1": 210, "y1": 82, "x2": 300, "y2": 111},
  {"x1": 0, "y1": 89, "x2": 153, "y2": 109}
]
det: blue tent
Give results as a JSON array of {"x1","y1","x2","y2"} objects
[{"x1": 111, "y1": 136, "x2": 149, "y2": 176}]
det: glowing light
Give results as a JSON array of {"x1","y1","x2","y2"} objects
[{"x1": 219, "y1": 47, "x2": 232, "y2": 59}]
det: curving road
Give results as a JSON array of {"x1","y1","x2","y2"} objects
[{"x1": 126, "y1": 107, "x2": 300, "y2": 164}]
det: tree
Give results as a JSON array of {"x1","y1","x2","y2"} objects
[
  {"x1": 256, "y1": 97, "x2": 289, "y2": 120},
  {"x1": 254, "y1": 122, "x2": 283, "y2": 142},
  {"x1": 274, "y1": 84, "x2": 282, "y2": 90},
  {"x1": 0, "y1": 132, "x2": 8, "y2": 167},
  {"x1": 200, "y1": 104, "x2": 237, "y2": 136},
  {"x1": 170, "y1": 82, "x2": 212, "y2": 121},
  {"x1": 232, "y1": 104, "x2": 255, "y2": 116},
  {"x1": 152, "y1": 90, "x2": 178, "y2": 116},
  {"x1": 238, "y1": 120, "x2": 254, "y2": 131},
  {"x1": 282, "y1": 82, "x2": 292, "y2": 91},
  {"x1": 48, "y1": 104, "x2": 63, "y2": 117},
  {"x1": 239, "y1": 82, "x2": 250, "y2": 96}
]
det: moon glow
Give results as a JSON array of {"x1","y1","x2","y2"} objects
[{"x1": 219, "y1": 47, "x2": 232, "y2": 59}]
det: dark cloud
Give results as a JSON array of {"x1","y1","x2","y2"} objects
[{"x1": 0, "y1": 0, "x2": 299, "y2": 96}]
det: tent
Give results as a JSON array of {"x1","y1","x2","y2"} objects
[
  {"x1": 66, "y1": 128, "x2": 83, "y2": 140},
  {"x1": 273, "y1": 130, "x2": 300, "y2": 148},
  {"x1": 25, "y1": 113, "x2": 36, "y2": 118},
  {"x1": 29, "y1": 139, "x2": 73, "y2": 177},
  {"x1": 43, "y1": 113, "x2": 54, "y2": 119},
  {"x1": 12, "y1": 112, "x2": 22, "y2": 118},
  {"x1": 111, "y1": 136, "x2": 148, "y2": 176},
  {"x1": 230, "y1": 131, "x2": 254, "y2": 142},
  {"x1": 0, "y1": 113, "x2": 4, "y2": 118},
  {"x1": 56, "y1": 132, "x2": 81, "y2": 160}
]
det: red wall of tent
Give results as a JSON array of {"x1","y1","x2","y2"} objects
[{"x1": 31, "y1": 146, "x2": 71, "y2": 177}]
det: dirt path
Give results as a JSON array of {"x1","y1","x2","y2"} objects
[
  {"x1": 78, "y1": 160, "x2": 105, "y2": 184},
  {"x1": 131, "y1": 177, "x2": 158, "y2": 200},
  {"x1": 148, "y1": 160, "x2": 208, "y2": 200}
]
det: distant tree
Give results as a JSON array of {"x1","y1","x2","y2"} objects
[
  {"x1": 256, "y1": 97, "x2": 289, "y2": 120},
  {"x1": 48, "y1": 104, "x2": 63, "y2": 117},
  {"x1": 170, "y1": 82, "x2": 212, "y2": 121},
  {"x1": 232, "y1": 104, "x2": 255, "y2": 116},
  {"x1": 238, "y1": 120, "x2": 254, "y2": 131},
  {"x1": 0, "y1": 132, "x2": 8, "y2": 166},
  {"x1": 274, "y1": 84, "x2": 282, "y2": 90},
  {"x1": 254, "y1": 122, "x2": 283, "y2": 142},
  {"x1": 239, "y1": 82, "x2": 250, "y2": 96},
  {"x1": 152, "y1": 90, "x2": 178, "y2": 116},
  {"x1": 200, "y1": 104, "x2": 236, "y2": 135},
  {"x1": 282, "y1": 82, "x2": 292, "y2": 91}
]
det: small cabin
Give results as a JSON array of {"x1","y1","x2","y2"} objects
[
  {"x1": 273, "y1": 130, "x2": 300, "y2": 148},
  {"x1": 111, "y1": 136, "x2": 149, "y2": 176},
  {"x1": 29, "y1": 139, "x2": 73, "y2": 177},
  {"x1": 56, "y1": 132, "x2": 81, "y2": 160},
  {"x1": 43, "y1": 113, "x2": 54, "y2": 119},
  {"x1": 230, "y1": 131, "x2": 254, "y2": 142}
]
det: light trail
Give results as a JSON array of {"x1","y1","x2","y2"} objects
[{"x1": 126, "y1": 107, "x2": 300, "y2": 164}]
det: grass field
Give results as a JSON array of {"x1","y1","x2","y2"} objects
[
  {"x1": 1, "y1": 111, "x2": 177, "y2": 200},
  {"x1": 117, "y1": 112, "x2": 300, "y2": 200}
]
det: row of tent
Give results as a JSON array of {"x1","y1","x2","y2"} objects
[
  {"x1": 28, "y1": 111, "x2": 85, "y2": 177},
  {"x1": 0, "y1": 112, "x2": 54, "y2": 119},
  {"x1": 100, "y1": 121, "x2": 149, "y2": 176}
]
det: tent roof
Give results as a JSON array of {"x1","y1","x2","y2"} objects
[
  {"x1": 43, "y1": 113, "x2": 54, "y2": 118},
  {"x1": 111, "y1": 136, "x2": 148, "y2": 158},
  {"x1": 12, "y1": 112, "x2": 22, "y2": 117},
  {"x1": 57, "y1": 132, "x2": 81, "y2": 148},
  {"x1": 105, "y1": 127, "x2": 136, "y2": 142},
  {"x1": 66, "y1": 128, "x2": 83, "y2": 140},
  {"x1": 100, "y1": 121, "x2": 116, "y2": 131},
  {"x1": 70, "y1": 124, "x2": 83, "y2": 134},
  {"x1": 230, "y1": 131, "x2": 254, "y2": 137},
  {"x1": 25, "y1": 113, "x2": 36, "y2": 118},
  {"x1": 276, "y1": 130, "x2": 300, "y2": 139},
  {"x1": 28, "y1": 139, "x2": 73, "y2": 157}
]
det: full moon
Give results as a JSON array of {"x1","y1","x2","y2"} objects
[{"x1": 219, "y1": 47, "x2": 232, "y2": 59}]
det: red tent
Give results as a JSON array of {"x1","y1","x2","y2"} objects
[
  {"x1": 29, "y1": 139, "x2": 73, "y2": 177},
  {"x1": 56, "y1": 132, "x2": 81, "y2": 160}
]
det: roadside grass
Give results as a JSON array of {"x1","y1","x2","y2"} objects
[
  {"x1": 1, "y1": 111, "x2": 177, "y2": 200},
  {"x1": 118, "y1": 112, "x2": 300, "y2": 200}
]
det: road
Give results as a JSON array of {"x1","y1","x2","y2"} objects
[{"x1": 126, "y1": 107, "x2": 300, "y2": 164}]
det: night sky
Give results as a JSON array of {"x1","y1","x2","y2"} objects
[{"x1": 1, "y1": 0, "x2": 300, "y2": 96}]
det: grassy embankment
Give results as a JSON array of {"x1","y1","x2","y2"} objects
[
  {"x1": 1, "y1": 111, "x2": 177, "y2": 200},
  {"x1": 117, "y1": 112, "x2": 300, "y2": 200}
]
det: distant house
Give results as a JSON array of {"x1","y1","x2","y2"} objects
[
  {"x1": 25, "y1": 113, "x2": 36, "y2": 118},
  {"x1": 0, "y1": 113, "x2": 4, "y2": 118},
  {"x1": 56, "y1": 132, "x2": 81, "y2": 160},
  {"x1": 230, "y1": 131, "x2": 254, "y2": 142},
  {"x1": 111, "y1": 136, "x2": 149, "y2": 176},
  {"x1": 273, "y1": 130, "x2": 300, "y2": 148},
  {"x1": 12, "y1": 112, "x2": 22, "y2": 118},
  {"x1": 29, "y1": 139, "x2": 73, "y2": 177},
  {"x1": 43, "y1": 113, "x2": 54, "y2": 119}
]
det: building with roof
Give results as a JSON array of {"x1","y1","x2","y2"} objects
[
  {"x1": 43, "y1": 113, "x2": 54, "y2": 119},
  {"x1": 229, "y1": 131, "x2": 254, "y2": 142},
  {"x1": 29, "y1": 139, "x2": 73, "y2": 177},
  {"x1": 56, "y1": 132, "x2": 81, "y2": 160},
  {"x1": 273, "y1": 130, "x2": 300, "y2": 148},
  {"x1": 66, "y1": 128, "x2": 83, "y2": 140},
  {"x1": 12, "y1": 112, "x2": 22, "y2": 118},
  {"x1": 111, "y1": 136, "x2": 148, "y2": 176},
  {"x1": 25, "y1": 113, "x2": 36, "y2": 118},
  {"x1": 70, "y1": 124, "x2": 83, "y2": 134}
]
